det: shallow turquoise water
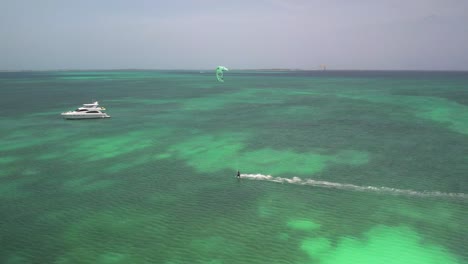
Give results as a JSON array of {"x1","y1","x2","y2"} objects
[{"x1": 0, "y1": 70, "x2": 467, "y2": 263}]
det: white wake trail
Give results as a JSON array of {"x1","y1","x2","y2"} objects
[{"x1": 240, "y1": 174, "x2": 467, "y2": 200}]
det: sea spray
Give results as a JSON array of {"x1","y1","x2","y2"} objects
[{"x1": 240, "y1": 174, "x2": 467, "y2": 199}]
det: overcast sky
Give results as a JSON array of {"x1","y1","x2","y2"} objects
[{"x1": 1, "y1": 0, "x2": 467, "y2": 70}]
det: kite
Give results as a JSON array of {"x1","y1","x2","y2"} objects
[{"x1": 216, "y1": 66, "x2": 229, "y2": 82}]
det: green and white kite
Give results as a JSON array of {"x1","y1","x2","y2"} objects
[{"x1": 216, "y1": 66, "x2": 229, "y2": 82}]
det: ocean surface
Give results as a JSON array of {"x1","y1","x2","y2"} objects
[{"x1": 0, "y1": 70, "x2": 467, "y2": 264}]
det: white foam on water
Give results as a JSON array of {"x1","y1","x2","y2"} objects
[{"x1": 240, "y1": 174, "x2": 467, "y2": 200}]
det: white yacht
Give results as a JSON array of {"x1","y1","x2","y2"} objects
[{"x1": 61, "y1": 101, "x2": 110, "y2": 119}]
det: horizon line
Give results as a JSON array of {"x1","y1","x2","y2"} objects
[{"x1": 1, "y1": 68, "x2": 468, "y2": 73}]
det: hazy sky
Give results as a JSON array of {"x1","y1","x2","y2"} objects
[{"x1": 1, "y1": 0, "x2": 467, "y2": 70}]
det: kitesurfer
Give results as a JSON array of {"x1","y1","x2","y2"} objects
[{"x1": 236, "y1": 170, "x2": 241, "y2": 178}]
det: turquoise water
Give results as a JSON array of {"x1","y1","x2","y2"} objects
[{"x1": 0, "y1": 70, "x2": 467, "y2": 263}]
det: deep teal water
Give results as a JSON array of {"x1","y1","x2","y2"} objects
[{"x1": 0, "y1": 70, "x2": 467, "y2": 263}]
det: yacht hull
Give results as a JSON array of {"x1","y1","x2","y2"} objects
[{"x1": 61, "y1": 113, "x2": 110, "y2": 119}]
